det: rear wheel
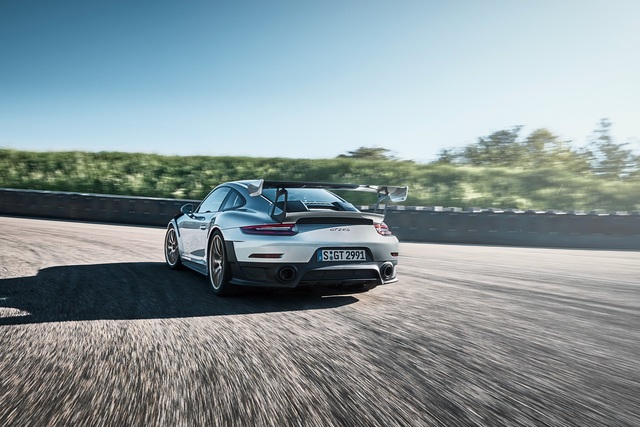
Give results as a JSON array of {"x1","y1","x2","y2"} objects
[
  {"x1": 164, "y1": 225, "x2": 182, "y2": 269},
  {"x1": 208, "y1": 231, "x2": 234, "y2": 296}
]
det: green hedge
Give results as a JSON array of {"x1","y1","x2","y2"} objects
[{"x1": 1, "y1": 149, "x2": 638, "y2": 211}]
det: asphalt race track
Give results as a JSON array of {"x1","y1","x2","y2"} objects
[{"x1": 1, "y1": 216, "x2": 639, "y2": 427}]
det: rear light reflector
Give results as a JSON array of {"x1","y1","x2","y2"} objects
[
  {"x1": 249, "y1": 253, "x2": 284, "y2": 259},
  {"x1": 374, "y1": 222, "x2": 392, "y2": 236},
  {"x1": 241, "y1": 223, "x2": 298, "y2": 235},
  {"x1": 390, "y1": 252, "x2": 399, "y2": 257}
]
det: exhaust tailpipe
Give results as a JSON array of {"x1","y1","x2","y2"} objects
[
  {"x1": 380, "y1": 262, "x2": 395, "y2": 280},
  {"x1": 277, "y1": 266, "x2": 297, "y2": 283}
]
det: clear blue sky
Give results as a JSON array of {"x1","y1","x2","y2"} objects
[{"x1": 1, "y1": 0, "x2": 638, "y2": 162}]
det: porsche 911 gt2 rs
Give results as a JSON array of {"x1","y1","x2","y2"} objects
[{"x1": 164, "y1": 179, "x2": 408, "y2": 296}]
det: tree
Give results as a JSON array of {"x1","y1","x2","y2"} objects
[
  {"x1": 587, "y1": 119, "x2": 636, "y2": 179},
  {"x1": 338, "y1": 146, "x2": 396, "y2": 160},
  {"x1": 476, "y1": 126, "x2": 524, "y2": 166},
  {"x1": 434, "y1": 148, "x2": 457, "y2": 164},
  {"x1": 522, "y1": 128, "x2": 590, "y2": 172},
  {"x1": 441, "y1": 126, "x2": 524, "y2": 166},
  {"x1": 522, "y1": 128, "x2": 555, "y2": 166}
]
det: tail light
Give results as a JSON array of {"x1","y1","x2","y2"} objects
[
  {"x1": 374, "y1": 222, "x2": 392, "y2": 236},
  {"x1": 241, "y1": 223, "x2": 298, "y2": 236}
]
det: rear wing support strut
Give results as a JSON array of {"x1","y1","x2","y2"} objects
[{"x1": 268, "y1": 187, "x2": 288, "y2": 223}]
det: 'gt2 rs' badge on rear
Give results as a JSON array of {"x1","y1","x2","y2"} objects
[{"x1": 329, "y1": 228, "x2": 351, "y2": 232}]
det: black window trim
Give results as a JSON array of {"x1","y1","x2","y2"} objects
[{"x1": 220, "y1": 188, "x2": 246, "y2": 212}]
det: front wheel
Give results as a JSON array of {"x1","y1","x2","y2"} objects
[
  {"x1": 164, "y1": 225, "x2": 182, "y2": 269},
  {"x1": 208, "y1": 231, "x2": 234, "y2": 296}
]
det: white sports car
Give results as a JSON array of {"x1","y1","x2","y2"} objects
[{"x1": 164, "y1": 179, "x2": 408, "y2": 296}]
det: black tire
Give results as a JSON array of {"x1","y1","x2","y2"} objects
[
  {"x1": 208, "y1": 231, "x2": 234, "y2": 296},
  {"x1": 164, "y1": 225, "x2": 183, "y2": 269}
]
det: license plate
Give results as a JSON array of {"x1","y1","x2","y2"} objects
[{"x1": 317, "y1": 249, "x2": 366, "y2": 262}]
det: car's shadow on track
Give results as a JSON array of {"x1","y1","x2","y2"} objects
[{"x1": 0, "y1": 262, "x2": 360, "y2": 325}]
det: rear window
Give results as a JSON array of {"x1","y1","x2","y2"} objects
[
  {"x1": 262, "y1": 188, "x2": 358, "y2": 211},
  {"x1": 261, "y1": 188, "x2": 341, "y2": 203}
]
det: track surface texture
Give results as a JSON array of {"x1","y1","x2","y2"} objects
[{"x1": 1, "y1": 216, "x2": 639, "y2": 427}]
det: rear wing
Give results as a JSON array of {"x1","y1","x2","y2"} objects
[{"x1": 243, "y1": 179, "x2": 408, "y2": 222}]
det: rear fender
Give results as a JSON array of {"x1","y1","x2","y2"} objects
[{"x1": 203, "y1": 226, "x2": 239, "y2": 269}]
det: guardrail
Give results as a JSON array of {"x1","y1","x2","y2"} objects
[
  {"x1": 383, "y1": 206, "x2": 640, "y2": 250},
  {"x1": 0, "y1": 188, "x2": 193, "y2": 227},
  {"x1": 1, "y1": 188, "x2": 639, "y2": 249}
]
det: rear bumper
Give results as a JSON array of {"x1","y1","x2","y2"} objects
[
  {"x1": 226, "y1": 246, "x2": 396, "y2": 289},
  {"x1": 229, "y1": 261, "x2": 397, "y2": 288}
]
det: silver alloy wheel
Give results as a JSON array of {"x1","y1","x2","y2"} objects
[
  {"x1": 165, "y1": 227, "x2": 180, "y2": 266},
  {"x1": 210, "y1": 234, "x2": 225, "y2": 290}
]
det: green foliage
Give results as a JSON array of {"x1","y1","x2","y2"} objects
[
  {"x1": 1, "y1": 146, "x2": 638, "y2": 211},
  {"x1": 464, "y1": 126, "x2": 524, "y2": 167},
  {"x1": 586, "y1": 119, "x2": 638, "y2": 178},
  {"x1": 435, "y1": 120, "x2": 640, "y2": 181},
  {"x1": 337, "y1": 146, "x2": 397, "y2": 160}
]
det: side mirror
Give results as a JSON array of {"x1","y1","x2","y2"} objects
[{"x1": 180, "y1": 203, "x2": 194, "y2": 216}]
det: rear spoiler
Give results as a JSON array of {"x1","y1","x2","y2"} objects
[{"x1": 243, "y1": 179, "x2": 408, "y2": 222}]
